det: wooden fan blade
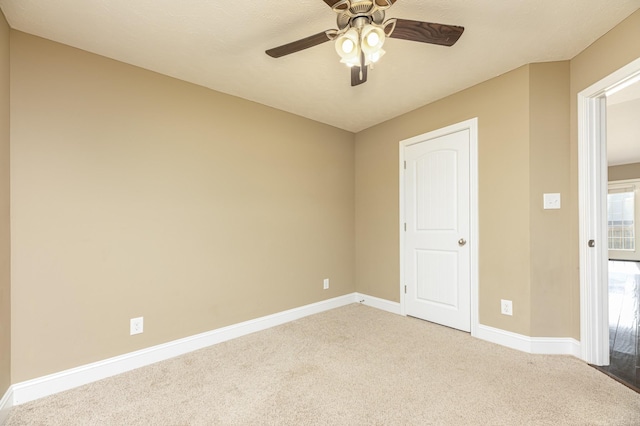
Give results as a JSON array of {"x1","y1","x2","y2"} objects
[
  {"x1": 323, "y1": 0, "x2": 348, "y2": 10},
  {"x1": 351, "y1": 65, "x2": 368, "y2": 86},
  {"x1": 389, "y1": 19, "x2": 464, "y2": 47},
  {"x1": 266, "y1": 31, "x2": 332, "y2": 58}
]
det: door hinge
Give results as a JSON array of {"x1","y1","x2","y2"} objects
[
  {"x1": 404, "y1": 161, "x2": 406, "y2": 170},
  {"x1": 404, "y1": 285, "x2": 407, "y2": 294},
  {"x1": 404, "y1": 223, "x2": 407, "y2": 231}
]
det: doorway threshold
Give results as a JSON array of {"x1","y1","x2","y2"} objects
[{"x1": 591, "y1": 364, "x2": 640, "y2": 394}]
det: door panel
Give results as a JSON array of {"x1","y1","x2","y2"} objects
[
  {"x1": 404, "y1": 128, "x2": 470, "y2": 332},
  {"x1": 416, "y1": 150, "x2": 458, "y2": 231},
  {"x1": 416, "y1": 249, "x2": 458, "y2": 307}
]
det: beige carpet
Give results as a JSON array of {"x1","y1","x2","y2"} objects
[{"x1": 6, "y1": 304, "x2": 640, "y2": 425}]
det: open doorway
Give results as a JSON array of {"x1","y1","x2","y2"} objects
[
  {"x1": 601, "y1": 79, "x2": 640, "y2": 390},
  {"x1": 578, "y1": 57, "x2": 640, "y2": 368}
]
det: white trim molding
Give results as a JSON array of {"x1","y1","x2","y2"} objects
[
  {"x1": 0, "y1": 386, "x2": 13, "y2": 425},
  {"x1": 355, "y1": 292, "x2": 401, "y2": 315},
  {"x1": 578, "y1": 56, "x2": 640, "y2": 365},
  {"x1": 10, "y1": 294, "x2": 357, "y2": 406},
  {"x1": 475, "y1": 324, "x2": 581, "y2": 357},
  {"x1": 355, "y1": 294, "x2": 581, "y2": 357},
  {"x1": 3, "y1": 293, "x2": 583, "y2": 411}
]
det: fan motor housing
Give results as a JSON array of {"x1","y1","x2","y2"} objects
[{"x1": 335, "y1": 1, "x2": 386, "y2": 30}]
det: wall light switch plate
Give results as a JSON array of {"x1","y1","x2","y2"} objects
[{"x1": 543, "y1": 193, "x2": 561, "y2": 210}]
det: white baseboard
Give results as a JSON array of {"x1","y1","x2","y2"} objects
[
  {"x1": 0, "y1": 386, "x2": 13, "y2": 425},
  {"x1": 356, "y1": 295, "x2": 582, "y2": 358},
  {"x1": 355, "y1": 293, "x2": 401, "y2": 315},
  {"x1": 475, "y1": 324, "x2": 581, "y2": 357},
  {"x1": 530, "y1": 336, "x2": 582, "y2": 357},
  {"x1": 4, "y1": 293, "x2": 583, "y2": 410},
  {"x1": 11, "y1": 293, "x2": 358, "y2": 406},
  {"x1": 354, "y1": 295, "x2": 581, "y2": 357}
]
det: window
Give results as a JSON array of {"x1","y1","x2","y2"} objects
[{"x1": 608, "y1": 188, "x2": 635, "y2": 250}]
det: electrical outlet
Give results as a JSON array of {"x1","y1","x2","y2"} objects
[
  {"x1": 323, "y1": 278, "x2": 329, "y2": 290},
  {"x1": 501, "y1": 300, "x2": 513, "y2": 316},
  {"x1": 130, "y1": 317, "x2": 144, "y2": 335}
]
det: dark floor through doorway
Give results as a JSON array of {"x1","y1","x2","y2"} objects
[{"x1": 597, "y1": 260, "x2": 640, "y2": 391}]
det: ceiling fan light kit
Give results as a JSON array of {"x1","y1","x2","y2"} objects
[
  {"x1": 334, "y1": 19, "x2": 387, "y2": 68},
  {"x1": 266, "y1": 0, "x2": 464, "y2": 86}
]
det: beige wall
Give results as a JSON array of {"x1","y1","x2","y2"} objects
[
  {"x1": 356, "y1": 65, "x2": 534, "y2": 335},
  {"x1": 609, "y1": 162, "x2": 640, "y2": 181},
  {"x1": 356, "y1": 7, "x2": 640, "y2": 340},
  {"x1": 4, "y1": 6, "x2": 640, "y2": 388},
  {"x1": 10, "y1": 31, "x2": 355, "y2": 382},
  {"x1": 528, "y1": 62, "x2": 572, "y2": 337},
  {"x1": 0, "y1": 10, "x2": 10, "y2": 394},
  {"x1": 354, "y1": 62, "x2": 572, "y2": 338},
  {"x1": 569, "y1": 9, "x2": 640, "y2": 338}
]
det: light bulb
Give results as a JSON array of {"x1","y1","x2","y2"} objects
[
  {"x1": 361, "y1": 24, "x2": 385, "y2": 63},
  {"x1": 367, "y1": 49, "x2": 385, "y2": 64},
  {"x1": 366, "y1": 32, "x2": 380, "y2": 48},
  {"x1": 341, "y1": 39, "x2": 355, "y2": 54},
  {"x1": 335, "y1": 29, "x2": 360, "y2": 65}
]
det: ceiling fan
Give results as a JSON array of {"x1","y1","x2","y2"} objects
[{"x1": 265, "y1": 0, "x2": 464, "y2": 86}]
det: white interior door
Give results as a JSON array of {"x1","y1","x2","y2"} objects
[{"x1": 403, "y1": 128, "x2": 471, "y2": 332}]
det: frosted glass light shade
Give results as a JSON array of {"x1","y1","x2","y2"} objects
[
  {"x1": 335, "y1": 28, "x2": 360, "y2": 66},
  {"x1": 361, "y1": 24, "x2": 385, "y2": 55}
]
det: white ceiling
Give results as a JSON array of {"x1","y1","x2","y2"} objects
[
  {"x1": 1, "y1": 0, "x2": 640, "y2": 132},
  {"x1": 608, "y1": 80, "x2": 640, "y2": 166}
]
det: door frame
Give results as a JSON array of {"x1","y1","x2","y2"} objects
[
  {"x1": 399, "y1": 117, "x2": 479, "y2": 337},
  {"x1": 578, "y1": 56, "x2": 640, "y2": 365}
]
